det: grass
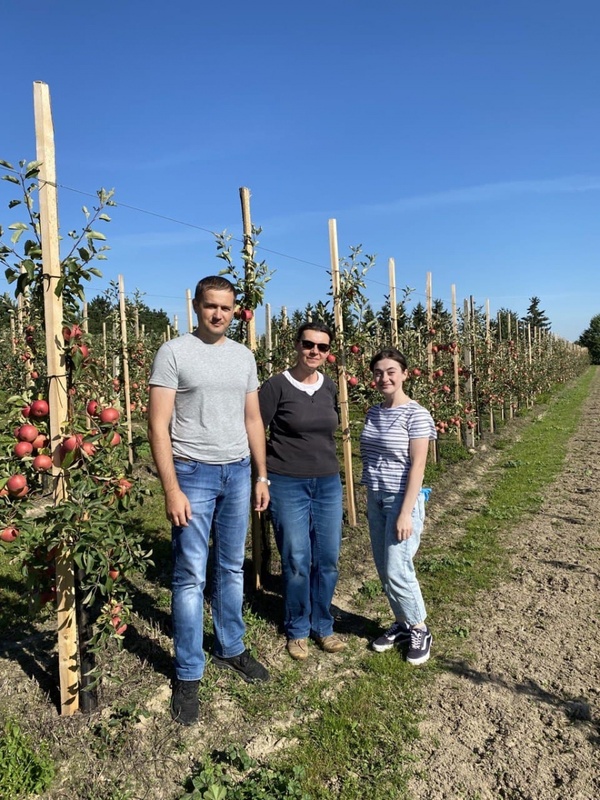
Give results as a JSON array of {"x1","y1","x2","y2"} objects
[{"x1": 0, "y1": 367, "x2": 595, "y2": 799}]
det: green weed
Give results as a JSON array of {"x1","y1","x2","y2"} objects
[{"x1": 0, "y1": 717, "x2": 55, "y2": 799}]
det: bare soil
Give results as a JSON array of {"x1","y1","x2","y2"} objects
[{"x1": 407, "y1": 370, "x2": 600, "y2": 800}]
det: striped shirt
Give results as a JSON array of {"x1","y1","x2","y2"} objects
[{"x1": 360, "y1": 400, "x2": 437, "y2": 493}]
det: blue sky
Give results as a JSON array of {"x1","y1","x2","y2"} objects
[{"x1": 2, "y1": 0, "x2": 599, "y2": 341}]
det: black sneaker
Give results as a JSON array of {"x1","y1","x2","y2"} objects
[
  {"x1": 170, "y1": 678, "x2": 200, "y2": 725},
  {"x1": 406, "y1": 626, "x2": 432, "y2": 665},
  {"x1": 372, "y1": 621, "x2": 411, "y2": 652},
  {"x1": 211, "y1": 649, "x2": 270, "y2": 683}
]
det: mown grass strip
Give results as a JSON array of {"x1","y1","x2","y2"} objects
[{"x1": 255, "y1": 368, "x2": 596, "y2": 799}]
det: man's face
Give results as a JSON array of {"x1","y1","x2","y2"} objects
[{"x1": 193, "y1": 288, "x2": 235, "y2": 341}]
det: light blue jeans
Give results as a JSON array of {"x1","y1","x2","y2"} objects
[
  {"x1": 366, "y1": 488, "x2": 427, "y2": 626},
  {"x1": 268, "y1": 473, "x2": 343, "y2": 640},
  {"x1": 171, "y1": 456, "x2": 251, "y2": 680}
]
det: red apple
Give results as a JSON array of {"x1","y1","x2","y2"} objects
[
  {"x1": 108, "y1": 568, "x2": 120, "y2": 581},
  {"x1": 100, "y1": 407, "x2": 120, "y2": 424},
  {"x1": 62, "y1": 434, "x2": 81, "y2": 452},
  {"x1": 81, "y1": 441, "x2": 97, "y2": 457},
  {"x1": 412, "y1": 368, "x2": 422, "y2": 377},
  {"x1": 31, "y1": 434, "x2": 49, "y2": 451},
  {"x1": 86, "y1": 400, "x2": 99, "y2": 417},
  {"x1": 21, "y1": 405, "x2": 31, "y2": 418},
  {"x1": 115, "y1": 623, "x2": 127, "y2": 635},
  {"x1": 7, "y1": 474, "x2": 28, "y2": 497},
  {"x1": 109, "y1": 432, "x2": 121, "y2": 447},
  {"x1": 350, "y1": 344, "x2": 360, "y2": 354},
  {"x1": 326, "y1": 353, "x2": 336, "y2": 364},
  {"x1": 1, "y1": 526, "x2": 19, "y2": 542},
  {"x1": 30, "y1": 399, "x2": 49, "y2": 418},
  {"x1": 30, "y1": 370, "x2": 39, "y2": 380},
  {"x1": 14, "y1": 441, "x2": 33, "y2": 458},
  {"x1": 33, "y1": 454, "x2": 53, "y2": 472},
  {"x1": 348, "y1": 376, "x2": 359, "y2": 387},
  {"x1": 239, "y1": 308, "x2": 253, "y2": 322},
  {"x1": 17, "y1": 424, "x2": 39, "y2": 443}
]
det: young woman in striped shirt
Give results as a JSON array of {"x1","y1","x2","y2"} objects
[{"x1": 360, "y1": 347, "x2": 437, "y2": 665}]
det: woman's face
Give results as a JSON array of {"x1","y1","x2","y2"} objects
[
  {"x1": 294, "y1": 330, "x2": 331, "y2": 371},
  {"x1": 372, "y1": 358, "x2": 409, "y2": 396}
]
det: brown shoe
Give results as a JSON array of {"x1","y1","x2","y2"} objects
[
  {"x1": 287, "y1": 638, "x2": 309, "y2": 661},
  {"x1": 314, "y1": 634, "x2": 346, "y2": 653}
]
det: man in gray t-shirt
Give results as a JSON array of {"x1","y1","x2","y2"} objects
[{"x1": 148, "y1": 275, "x2": 270, "y2": 726}]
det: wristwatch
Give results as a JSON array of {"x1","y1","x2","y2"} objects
[{"x1": 256, "y1": 476, "x2": 271, "y2": 485}]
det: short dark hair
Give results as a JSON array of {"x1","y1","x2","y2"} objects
[
  {"x1": 295, "y1": 321, "x2": 334, "y2": 343},
  {"x1": 194, "y1": 276, "x2": 236, "y2": 302},
  {"x1": 369, "y1": 347, "x2": 409, "y2": 372}
]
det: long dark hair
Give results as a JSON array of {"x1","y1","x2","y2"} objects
[{"x1": 369, "y1": 347, "x2": 409, "y2": 372}]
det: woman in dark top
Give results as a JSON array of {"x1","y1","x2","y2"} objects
[{"x1": 259, "y1": 322, "x2": 345, "y2": 661}]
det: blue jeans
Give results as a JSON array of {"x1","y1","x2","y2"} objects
[
  {"x1": 366, "y1": 488, "x2": 427, "y2": 626},
  {"x1": 171, "y1": 456, "x2": 251, "y2": 680},
  {"x1": 268, "y1": 473, "x2": 343, "y2": 640}
]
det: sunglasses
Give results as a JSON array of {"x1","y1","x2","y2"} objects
[{"x1": 300, "y1": 339, "x2": 331, "y2": 353}]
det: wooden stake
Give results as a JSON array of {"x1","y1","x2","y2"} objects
[
  {"x1": 265, "y1": 302, "x2": 273, "y2": 377},
  {"x1": 239, "y1": 187, "x2": 257, "y2": 350},
  {"x1": 118, "y1": 275, "x2": 134, "y2": 466},
  {"x1": 329, "y1": 219, "x2": 357, "y2": 526},
  {"x1": 451, "y1": 285, "x2": 461, "y2": 443},
  {"x1": 34, "y1": 80, "x2": 78, "y2": 715},
  {"x1": 186, "y1": 289, "x2": 193, "y2": 333},
  {"x1": 388, "y1": 258, "x2": 398, "y2": 347}
]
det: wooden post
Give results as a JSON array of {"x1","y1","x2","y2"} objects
[
  {"x1": 82, "y1": 300, "x2": 89, "y2": 334},
  {"x1": 239, "y1": 187, "x2": 257, "y2": 351},
  {"x1": 173, "y1": 314, "x2": 178, "y2": 334},
  {"x1": 9, "y1": 312, "x2": 16, "y2": 354},
  {"x1": 102, "y1": 321, "x2": 108, "y2": 370},
  {"x1": 425, "y1": 272, "x2": 438, "y2": 462},
  {"x1": 134, "y1": 306, "x2": 140, "y2": 339},
  {"x1": 463, "y1": 299, "x2": 476, "y2": 448},
  {"x1": 118, "y1": 275, "x2": 134, "y2": 466},
  {"x1": 265, "y1": 302, "x2": 273, "y2": 377},
  {"x1": 451, "y1": 285, "x2": 461, "y2": 443},
  {"x1": 186, "y1": 289, "x2": 193, "y2": 333},
  {"x1": 34, "y1": 80, "x2": 79, "y2": 715},
  {"x1": 486, "y1": 299, "x2": 494, "y2": 433},
  {"x1": 388, "y1": 257, "x2": 398, "y2": 347},
  {"x1": 329, "y1": 219, "x2": 357, "y2": 526}
]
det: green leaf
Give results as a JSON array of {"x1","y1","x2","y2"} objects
[
  {"x1": 25, "y1": 160, "x2": 42, "y2": 173},
  {"x1": 1, "y1": 174, "x2": 19, "y2": 184},
  {"x1": 10, "y1": 228, "x2": 25, "y2": 245},
  {"x1": 8, "y1": 199, "x2": 21, "y2": 209},
  {"x1": 88, "y1": 267, "x2": 103, "y2": 277},
  {"x1": 0, "y1": 159, "x2": 15, "y2": 170},
  {"x1": 98, "y1": 214, "x2": 111, "y2": 222},
  {"x1": 86, "y1": 230, "x2": 107, "y2": 241},
  {"x1": 8, "y1": 222, "x2": 28, "y2": 231}
]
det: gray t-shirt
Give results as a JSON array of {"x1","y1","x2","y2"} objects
[{"x1": 149, "y1": 333, "x2": 259, "y2": 464}]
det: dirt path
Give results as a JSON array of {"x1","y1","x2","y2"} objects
[{"x1": 408, "y1": 371, "x2": 600, "y2": 800}]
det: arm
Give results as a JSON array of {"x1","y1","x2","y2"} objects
[
  {"x1": 395, "y1": 437, "x2": 430, "y2": 541},
  {"x1": 147, "y1": 385, "x2": 192, "y2": 527},
  {"x1": 245, "y1": 390, "x2": 270, "y2": 512}
]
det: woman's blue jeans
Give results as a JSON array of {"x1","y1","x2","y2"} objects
[
  {"x1": 366, "y1": 488, "x2": 427, "y2": 626},
  {"x1": 171, "y1": 456, "x2": 251, "y2": 680},
  {"x1": 268, "y1": 473, "x2": 343, "y2": 640}
]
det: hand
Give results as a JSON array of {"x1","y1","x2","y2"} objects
[
  {"x1": 253, "y1": 482, "x2": 270, "y2": 513},
  {"x1": 395, "y1": 512, "x2": 413, "y2": 542},
  {"x1": 165, "y1": 488, "x2": 192, "y2": 527}
]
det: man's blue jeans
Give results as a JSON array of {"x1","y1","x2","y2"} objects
[
  {"x1": 268, "y1": 473, "x2": 343, "y2": 640},
  {"x1": 366, "y1": 488, "x2": 427, "y2": 626},
  {"x1": 171, "y1": 456, "x2": 251, "y2": 680}
]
